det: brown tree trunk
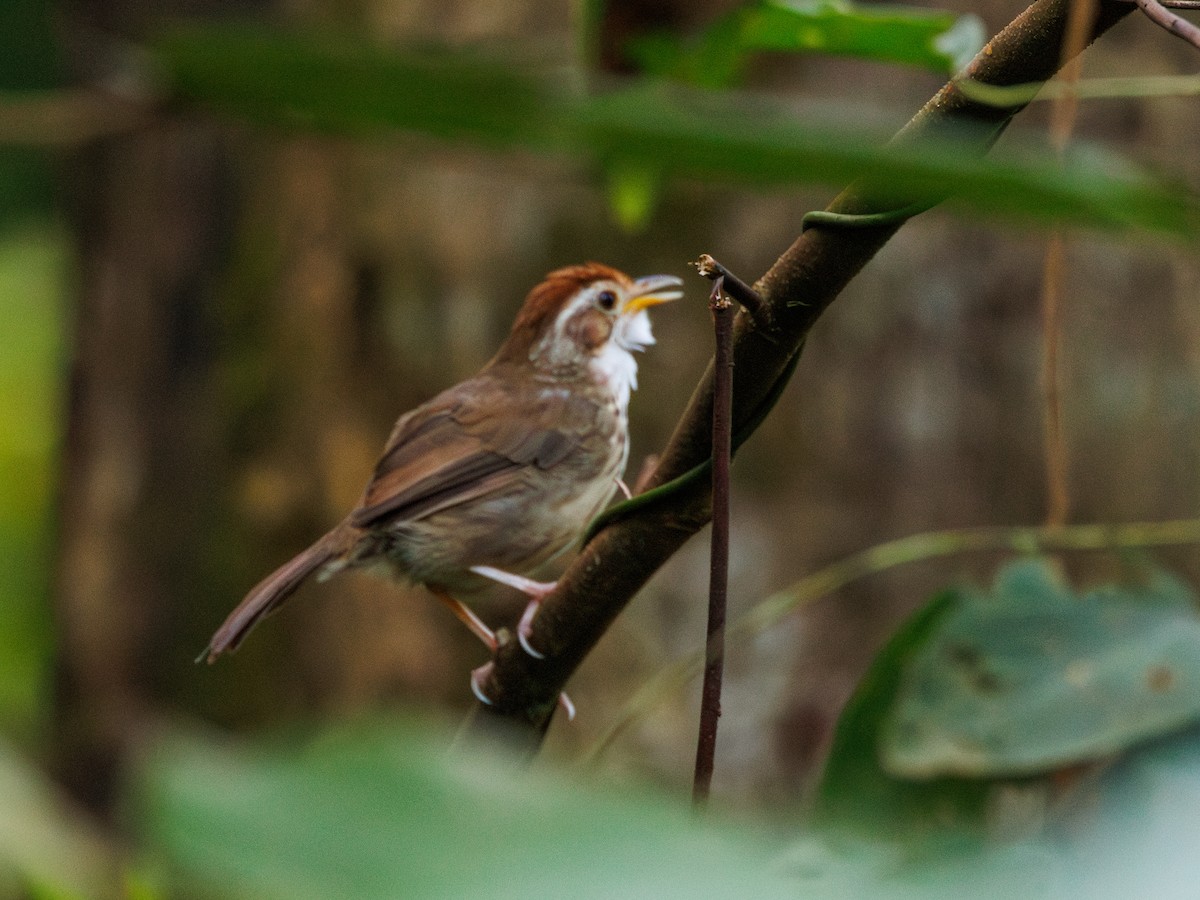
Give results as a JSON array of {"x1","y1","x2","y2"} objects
[{"x1": 52, "y1": 119, "x2": 235, "y2": 809}]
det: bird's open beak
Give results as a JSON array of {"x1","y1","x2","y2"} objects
[{"x1": 624, "y1": 274, "x2": 684, "y2": 315}]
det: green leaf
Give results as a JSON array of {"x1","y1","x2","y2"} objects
[
  {"x1": 132, "y1": 720, "x2": 794, "y2": 899},
  {"x1": 814, "y1": 588, "x2": 989, "y2": 833},
  {"x1": 630, "y1": 0, "x2": 986, "y2": 85},
  {"x1": 131, "y1": 700, "x2": 1200, "y2": 896},
  {"x1": 136, "y1": 717, "x2": 1200, "y2": 898},
  {"x1": 740, "y1": 0, "x2": 985, "y2": 74},
  {"x1": 805, "y1": 560, "x2": 1200, "y2": 893},
  {"x1": 882, "y1": 558, "x2": 1200, "y2": 779},
  {"x1": 152, "y1": 28, "x2": 561, "y2": 146},
  {"x1": 143, "y1": 25, "x2": 1200, "y2": 235}
]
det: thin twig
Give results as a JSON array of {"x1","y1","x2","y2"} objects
[
  {"x1": 694, "y1": 254, "x2": 773, "y2": 330},
  {"x1": 584, "y1": 516, "x2": 1200, "y2": 765},
  {"x1": 693, "y1": 279, "x2": 734, "y2": 807},
  {"x1": 1116, "y1": 0, "x2": 1200, "y2": 7},
  {"x1": 1041, "y1": 235, "x2": 1071, "y2": 526},
  {"x1": 1036, "y1": 0, "x2": 1093, "y2": 528},
  {"x1": 1050, "y1": 0, "x2": 1096, "y2": 149},
  {"x1": 1134, "y1": 0, "x2": 1200, "y2": 48}
]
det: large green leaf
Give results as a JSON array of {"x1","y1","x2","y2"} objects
[
  {"x1": 133, "y1": 720, "x2": 794, "y2": 899},
  {"x1": 882, "y1": 558, "x2": 1200, "y2": 778},
  {"x1": 630, "y1": 0, "x2": 986, "y2": 87},
  {"x1": 802, "y1": 559, "x2": 1200, "y2": 895},
  {"x1": 813, "y1": 588, "x2": 989, "y2": 833},
  {"x1": 136, "y1": 712, "x2": 1200, "y2": 898},
  {"x1": 145, "y1": 25, "x2": 1199, "y2": 235},
  {"x1": 814, "y1": 557, "x2": 1200, "y2": 831}
]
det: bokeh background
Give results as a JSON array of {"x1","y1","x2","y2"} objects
[{"x1": 4, "y1": 0, "x2": 1200, "y2": 850}]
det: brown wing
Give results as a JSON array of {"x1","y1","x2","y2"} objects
[{"x1": 350, "y1": 370, "x2": 599, "y2": 529}]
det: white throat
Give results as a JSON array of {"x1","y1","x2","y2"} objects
[
  {"x1": 591, "y1": 308, "x2": 655, "y2": 412},
  {"x1": 590, "y1": 341, "x2": 639, "y2": 413}
]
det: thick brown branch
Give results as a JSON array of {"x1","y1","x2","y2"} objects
[{"x1": 463, "y1": 0, "x2": 1134, "y2": 750}]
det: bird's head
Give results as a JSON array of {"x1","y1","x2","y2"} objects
[{"x1": 494, "y1": 263, "x2": 682, "y2": 384}]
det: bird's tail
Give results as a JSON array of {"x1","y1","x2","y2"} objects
[{"x1": 201, "y1": 525, "x2": 355, "y2": 663}]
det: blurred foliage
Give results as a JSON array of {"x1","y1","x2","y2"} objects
[
  {"x1": 0, "y1": 225, "x2": 66, "y2": 738},
  {"x1": 0, "y1": 738, "x2": 115, "y2": 899},
  {"x1": 0, "y1": 0, "x2": 58, "y2": 89},
  {"x1": 884, "y1": 558, "x2": 1200, "y2": 778},
  {"x1": 0, "y1": 0, "x2": 62, "y2": 730},
  {"x1": 0, "y1": 0, "x2": 60, "y2": 224},
  {"x1": 119, "y1": 561, "x2": 1200, "y2": 898},
  {"x1": 123, "y1": 703, "x2": 1200, "y2": 899},
  {"x1": 627, "y1": 0, "x2": 985, "y2": 87},
  {"x1": 148, "y1": 25, "x2": 1199, "y2": 235},
  {"x1": 815, "y1": 584, "x2": 987, "y2": 832},
  {"x1": 605, "y1": 162, "x2": 663, "y2": 232},
  {"x1": 132, "y1": 718, "x2": 793, "y2": 899},
  {"x1": 817, "y1": 557, "x2": 1200, "y2": 840},
  {"x1": 788, "y1": 723, "x2": 1200, "y2": 897},
  {"x1": 793, "y1": 558, "x2": 1200, "y2": 897}
]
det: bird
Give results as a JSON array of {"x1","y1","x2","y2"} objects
[{"x1": 202, "y1": 262, "x2": 681, "y2": 706}]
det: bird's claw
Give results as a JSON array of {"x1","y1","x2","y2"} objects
[
  {"x1": 517, "y1": 598, "x2": 545, "y2": 659},
  {"x1": 517, "y1": 628, "x2": 545, "y2": 660},
  {"x1": 470, "y1": 662, "x2": 496, "y2": 707},
  {"x1": 468, "y1": 565, "x2": 555, "y2": 659},
  {"x1": 468, "y1": 662, "x2": 575, "y2": 722},
  {"x1": 558, "y1": 691, "x2": 576, "y2": 722}
]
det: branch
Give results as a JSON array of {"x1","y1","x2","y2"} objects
[
  {"x1": 1134, "y1": 0, "x2": 1200, "y2": 49},
  {"x1": 693, "y1": 277, "x2": 734, "y2": 806},
  {"x1": 695, "y1": 254, "x2": 772, "y2": 330},
  {"x1": 462, "y1": 0, "x2": 1135, "y2": 751},
  {"x1": 1119, "y1": 0, "x2": 1200, "y2": 7}
]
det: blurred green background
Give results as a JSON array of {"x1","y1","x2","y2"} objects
[
  {"x1": 5, "y1": 0, "x2": 1200, "y2": 895},
  {"x1": 0, "y1": 0, "x2": 62, "y2": 741}
]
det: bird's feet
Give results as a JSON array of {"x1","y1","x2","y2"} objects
[
  {"x1": 515, "y1": 597, "x2": 546, "y2": 660},
  {"x1": 470, "y1": 662, "x2": 575, "y2": 722},
  {"x1": 616, "y1": 477, "x2": 633, "y2": 500},
  {"x1": 469, "y1": 565, "x2": 557, "y2": 659}
]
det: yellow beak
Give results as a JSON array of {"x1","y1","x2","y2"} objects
[{"x1": 624, "y1": 274, "x2": 684, "y2": 316}]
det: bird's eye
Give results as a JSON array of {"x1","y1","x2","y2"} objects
[{"x1": 596, "y1": 290, "x2": 617, "y2": 311}]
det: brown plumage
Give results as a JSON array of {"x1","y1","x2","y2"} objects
[{"x1": 203, "y1": 264, "x2": 681, "y2": 667}]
